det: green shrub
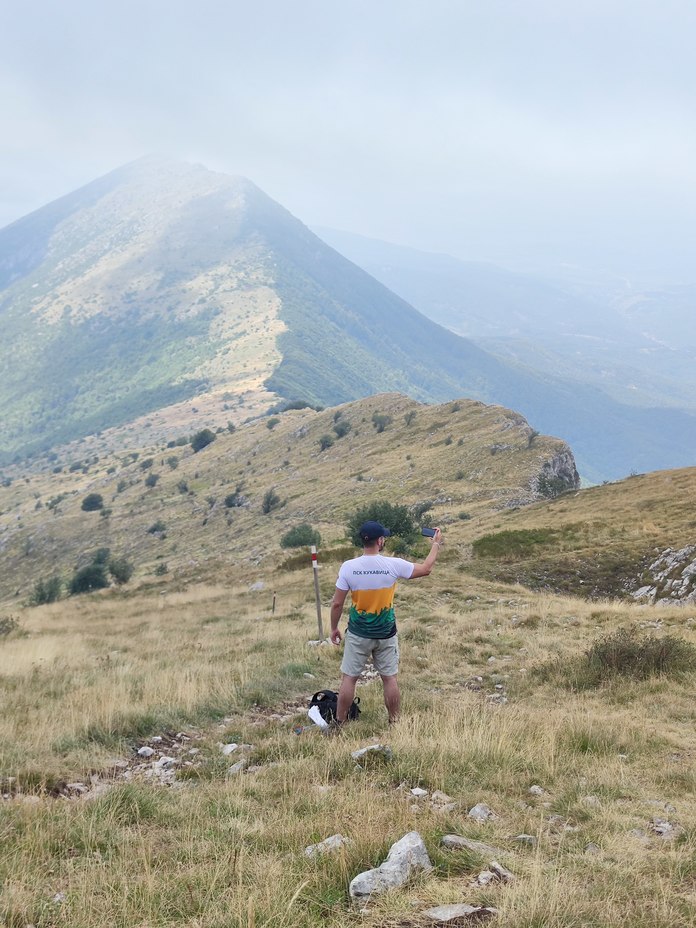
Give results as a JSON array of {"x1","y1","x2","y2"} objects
[
  {"x1": 266, "y1": 417, "x2": 280, "y2": 430},
  {"x1": 30, "y1": 576, "x2": 62, "y2": 605},
  {"x1": 93, "y1": 547, "x2": 111, "y2": 565},
  {"x1": 108, "y1": 557, "x2": 134, "y2": 585},
  {"x1": 81, "y1": 493, "x2": 104, "y2": 512},
  {"x1": 116, "y1": 479, "x2": 128, "y2": 493},
  {"x1": 537, "y1": 474, "x2": 569, "y2": 498},
  {"x1": 190, "y1": 428, "x2": 216, "y2": 452},
  {"x1": 139, "y1": 458, "x2": 154, "y2": 470},
  {"x1": 147, "y1": 520, "x2": 166, "y2": 534},
  {"x1": 70, "y1": 563, "x2": 109, "y2": 595},
  {"x1": 404, "y1": 411, "x2": 416, "y2": 426},
  {"x1": 144, "y1": 472, "x2": 160, "y2": 488},
  {"x1": 280, "y1": 524, "x2": 322, "y2": 548},
  {"x1": 224, "y1": 485, "x2": 245, "y2": 508},
  {"x1": 262, "y1": 488, "x2": 282, "y2": 514},
  {"x1": 347, "y1": 501, "x2": 415, "y2": 546},
  {"x1": 333, "y1": 420, "x2": 351, "y2": 438},
  {"x1": 46, "y1": 493, "x2": 68, "y2": 511},
  {"x1": 166, "y1": 456, "x2": 179, "y2": 469},
  {"x1": 319, "y1": 434, "x2": 334, "y2": 451},
  {"x1": 372, "y1": 413, "x2": 392, "y2": 433},
  {"x1": 154, "y1": 563, "x2": 169, "y2": 576}
]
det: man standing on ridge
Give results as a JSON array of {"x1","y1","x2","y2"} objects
[{"x1": 329, "y1": 519, "x2": 443, "y2": 725}]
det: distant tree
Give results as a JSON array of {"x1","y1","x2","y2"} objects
[
  {"x1": 261, "y1": 488, "x2": 282, "y2": 514},
  {"x1": 319, "y1": 434, "x2": 334, "y2": 451},
  {"x1": 81, "y1": 493, "x2": 104, "y2": 512},
  {"x1": 108, "y1": 557, "x2": 134, "y2": 585},
  {"x1": 190, "y1": 429, "x2": 217, "y2": 452},
  {"x1": 333, "y1": 420, "x2": 351, "y2": 438},
  {"x1": 30, "y1": 575, "x2": 62, "y2": 606},
  {"x1": 280, "y1": 523, "x2": 322, "y2": 548},
  {"x1": 371, "y1": 413, "x2": 392, "y2": 433},
  {"x1": 347, "y1": 501, "x2": 415, "y2": 546},
  {"x1": 70, "y1": 563, "x2": 109, "y2": 595}
]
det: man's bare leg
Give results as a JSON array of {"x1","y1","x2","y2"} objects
[
  {"x1": 336, "y1": 673, "x2": 360, "y2": 722},
  {"x1": 381, "y1": 674, "x2": 400, "y2": 723}
]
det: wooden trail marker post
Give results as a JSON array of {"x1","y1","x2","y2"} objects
[{"x1": 311, "y1": 545, "x2": 324, "y2": 640}]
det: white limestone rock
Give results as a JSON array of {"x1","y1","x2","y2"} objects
[
  {"x1": 468, "y1": 802, "x2": 496, "y2": 822},
  {"x1": 349, "y1": 831, "x2": 432, "y2": 900},
  {"x1": 304, "y1": 834, "x2": 352, "y2": 857},
  {"x1": 423, "y1": 903, "x2": 498, "y2": 923}
]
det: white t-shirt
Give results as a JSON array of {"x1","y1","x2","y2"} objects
[{"x1": 336, "y1": 554, "x2": 414, "y2": 638}]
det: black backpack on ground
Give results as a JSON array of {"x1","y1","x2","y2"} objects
[{"x1": 309, "y1": 689, "x2": 361, "y2": 722}]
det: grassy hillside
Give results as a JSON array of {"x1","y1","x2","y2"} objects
[
  {"x1": 1, "y1": 391, "x2": 695, "y2": 926},
  {"x1": 0, "y1": 394, "x2": 575, "y2": 606},
  {"x1": 458, "y1": 467, "x2": 696, "y2": 599}
]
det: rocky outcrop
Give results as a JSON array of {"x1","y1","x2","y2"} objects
[
  {"x1": 632, "y1": 545, "x2": 696, "y2": 604},
  {"x1": 532, "y1": 447, "x2": 581, "y2": 499}
]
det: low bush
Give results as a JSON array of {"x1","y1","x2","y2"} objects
[
  {"x1": 318, "y1": 434, "x2": 334, "y2": 451},
  {"x1": 70, "y1": 563, "x2": 109, "y2": 594},
  {"x1": 280, "y1": 523, "x2": 322, "y2": 548},
  {"x1": 535, "y1": 626, "x2": 696, "y2": 689},
  {"x1": 81, "y1": 493, "x2": 104, "y2": 512},
  {"x1": 262, "y1": 488, "x2": 282, "y2": 514},
  {"x1": 585, "y1": 626, "x2": 696, "y2": 681},
  {"x1": 30, "y1": 576, "x2": 62, "y2": 605},
  {"x1": 372, "y1": 413, "x2": 392, "y2": 433},
  {"x1": 190, "y1": 429, "x2": 216, "y2": 452},
  {"x1": 224, "y1": 486, "x2": 245, "y2": 508},
  {"x1": 109, "y1": 557, "x2": 134, "y2": 585}
]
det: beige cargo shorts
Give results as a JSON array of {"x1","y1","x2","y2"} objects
[{"x1": 341, "y1": 629, "x2": 400, "y2": 677}]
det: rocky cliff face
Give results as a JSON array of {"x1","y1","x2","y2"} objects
[
  {"x1": 533, "y1": 447, "x2": 581, "y2": 498},
  {"x1": 632, "y1": 545, "x2": 696, "y2": 605}
]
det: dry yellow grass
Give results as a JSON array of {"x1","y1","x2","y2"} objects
[{"x1": 1, "y1": 555, "x2": 694, "y2": 927}]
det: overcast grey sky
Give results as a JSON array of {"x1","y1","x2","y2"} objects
[{"x1": 2, "y1": 1, "x2": 695, "y2": 281}]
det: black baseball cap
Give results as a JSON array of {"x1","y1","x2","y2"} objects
[{"x1": 359, "y1": 520, "x2": 391, "y2": 542}]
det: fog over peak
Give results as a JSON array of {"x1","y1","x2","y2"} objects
[{"x1": 1, "y1": 1, "x2": 695, "y2": 283}]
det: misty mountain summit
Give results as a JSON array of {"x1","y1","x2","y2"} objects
[{"x1": 0, "y1": 156, "x2": 694, "y2": 481}]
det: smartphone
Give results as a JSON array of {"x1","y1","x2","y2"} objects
[{"x1": 421, "y1": 527, "x2": 436, "y2": 537}]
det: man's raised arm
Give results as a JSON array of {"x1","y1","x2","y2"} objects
[{"x1": 409, "y1": 527, "x2": 443, "y2": 579}]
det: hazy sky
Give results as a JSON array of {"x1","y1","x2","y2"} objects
[{"x1": 3, "y1": 1, "x2": 695, "y2": 281}]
